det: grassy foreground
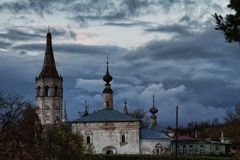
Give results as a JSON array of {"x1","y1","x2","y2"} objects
[{"x1": 85, "y1": 154, "x2": 234, "y2": 160}]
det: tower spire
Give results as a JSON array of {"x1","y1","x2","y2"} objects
[
  {"x1": 38, "y1": 28, "x2": 59, "y2": 79},
  {"x1": 103, "y1": 57, "x2": 113, "y2": 109},
  {"x1": 63, "y1": 101, "x2": 68, "y2": 122},
  {"x1": 83, "y1": 100, "x2": 89, "y2": 117},
  {"x1": 149, "y1": 94, "x2": 158, "y2": 126},
  {"x1": 123, "y1": 100, "x2": 128, "y2": 115}
]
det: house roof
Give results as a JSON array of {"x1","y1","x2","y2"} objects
[
  {"x1": 140, "y1": 128, "x2": 171, "y2": 140},
  {"x1": 71, "y1": 109, "x2": 139, "y2": 123}
]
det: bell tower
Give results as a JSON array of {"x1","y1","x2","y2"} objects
[{"x1": 35, "y1": 29, "x2": 63, "y2": 125}]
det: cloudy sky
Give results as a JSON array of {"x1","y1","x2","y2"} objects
[{"x1": 0, "y1": 0, "x2": 239, "y2": 126}]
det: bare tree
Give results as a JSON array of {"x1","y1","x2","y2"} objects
[
  {"x1": 0, "y1": 90, "x2": 28, "y2": 133},
  {"x1": 130, "y1": 108, "x2": 150, "y2": 128}
]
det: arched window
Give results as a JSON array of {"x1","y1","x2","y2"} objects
[
  {"x1": 37, "y1": 86, "x2": 41, "y2": 96},
  {"x1": 87, "y1": 136, "x2": 91, "y2": 144},
  {"x1": 45, "y1": 86, "x2": 50, "y2": 96},
  {"x1": 121, "y1": 135, "x2": 125, "y2": 143},
  {"x1": 54, "y1": 86, "x2": 58, "y2": 96},
  {"x1": 155, "y1": 143, "x2": 162, "y2": 155}
]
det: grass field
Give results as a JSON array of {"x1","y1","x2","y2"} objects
[{"x1": 85, "y1": 154, "x2": 235, "y2": 160}]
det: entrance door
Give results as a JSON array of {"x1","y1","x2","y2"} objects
[
  {"x1": 102, "y1": 146, "x2": 117, "y2": 154},
  {"x1": 106, "y1": 150, "x2": 113, "y2": 154}
]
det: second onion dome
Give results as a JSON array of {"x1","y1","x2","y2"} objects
[
  {"x1": 149, "y1": 94, "x2": 158, "y2": 114},
  {"x1": 103, "y1": 57, "x2": 112, "y2": 84}
]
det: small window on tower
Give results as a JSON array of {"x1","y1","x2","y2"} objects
[
  {"x1": 45, "y1": 86, "x2": 50, "y2": 96},
  {"x1": 87, "y1": 136, "x2": 91, "y2": 144},
  {"x1": 54, "y1": 86, "x2": 58, "y2": 96},
  {"x1": 121, "y1": 135, "x2": 126, "y2": 143},
  {"x1": 37, "y1": 86, "x2": 41, "y2": 96}
]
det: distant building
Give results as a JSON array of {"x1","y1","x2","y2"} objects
[
  {"x1": 171, "y1": 136, "x2": 226, "y2": 156},
  {"x1": 35, "y1": 30, "x2": 174, "y2": 154}
]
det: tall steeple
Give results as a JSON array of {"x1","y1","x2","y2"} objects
[
  {"x1": 83, "y1": 100, "x2": 89, "y2": 117},
  {"x1": 149, "y1": 94, "x2": 158, "y2": 126},
  {"x1": 38, "y1": 28, "x2": 60, "y2": 79},
  {"x1": 35, "y1": 28, "x2": 63, "y2": 125},
  {"x1": 123, "y1": 100, "x2": 129, "y2": 115},
  {"x1": 103, "y1": 57, "x2": 113, "y2": 109},
  {"x1": 62, "y1": 101, "x2": 68, "y2": 122}
]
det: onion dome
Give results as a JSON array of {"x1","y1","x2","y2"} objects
[
  {"x1": 149, "y1": 94, "x2": 158, "y2": 114},
  {"x1": 103, "y1": 87, "x2": 113, "y2": 93},
  {"x1": 103, "y1": 57, "x2": 112, "y2": 84}
]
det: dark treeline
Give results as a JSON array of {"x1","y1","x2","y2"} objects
[{"x1": 0, "y1": 90, "x2": 86, "y2": 160}]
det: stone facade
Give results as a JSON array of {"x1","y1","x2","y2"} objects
[
  {"x1": 35, "y1": 78, "x2": 63, "y2": 125},
  {"x1": 72, "y1": 122, "x2": 140, "y2": 154}
]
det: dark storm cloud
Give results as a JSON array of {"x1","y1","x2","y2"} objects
[
  {"x1": 14, "y1": 43, "x2": 126, "y2": 55},
  {"x1": 0, "y1": 27, "x2": 77, "y2": 44},
  {"x1": 103, "y1": 20, "x2": 151, "y2": 27},
  {"x1": 128, "y1": 28, "x2": 240, "y2": 61},
  {"x1": 18, "y1": 51, "x2": 27, "y2": 55},
  {"x1": 144, "y1": 24, "x2": 193, "y2": 36},
  {"x1": 0, "y1": 28, "x2": 44, "y2": 41},
  {"x1": 0, "y1": 40, "x2": 11, "y2": 49}
]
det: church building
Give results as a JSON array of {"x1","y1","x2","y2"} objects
[{"x1": 35, "y1": 30, "x2": 173, "y2": 154}]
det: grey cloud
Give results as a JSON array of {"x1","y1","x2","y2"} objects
[
  {"x1": 103, "y1": 21, "x2": 148, "y2": 27},
  {"x1": 0, "y1": 0, "x2": 173, "y2": 25},
  {"x1": 0, "y1": 28, "x2": 44, "y2": 41},
  {"x1": 19, "y1": 51, "x2": 27, "y2": 55},
  {"x1": 13, "y1": 43, "x2": 127, "y2": 55},
  {"x1": 0, "y1": 40, "x2": 11, "y2": 49},
  {"x1": 0, "y1": 27, "x2": 76, "y2": 43},
  {"x1": 0, "y1": 0, "x2": 60, "y2": 16},
  {"x1": 128, "y1": 28, "x2": 240, "y2": 62},
  {"x1": 144, "y1": 24, "x2": 193, "y2": 36}
]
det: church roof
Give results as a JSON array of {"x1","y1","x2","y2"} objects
[
  {"x1": 140, "y1": 128, "x2": 170, "y2": 140},
  {"x1": 72, "y1": 109, "x2": 139, "y2": 123},
  {"x1": 151, "y1": 125, "x2": 174, "y2": 133}
]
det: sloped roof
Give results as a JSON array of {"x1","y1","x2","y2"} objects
[
  {"x1": 140, "y1": 128, "x2": 171, "y2": 140},
  {"x1": 72, "y1": 109, "x2": 139, "y2": 123},
  {"x1": 38, "y1": 32, "x2": 60, "y2": 79},
  {"x1": 151, "y1": 125, "x2": 174, "y2": 133}
]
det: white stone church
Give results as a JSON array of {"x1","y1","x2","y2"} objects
[{"x1": 35, "y1": 31, "x2": 174, "y2": 155}]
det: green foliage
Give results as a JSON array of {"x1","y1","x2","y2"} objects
[
  {"x1": 214, "y1": 0, "x2": 240, "y2": 43},
  {"x1": 85, "y1": 154, "x2": 234, "y2": 160}
]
